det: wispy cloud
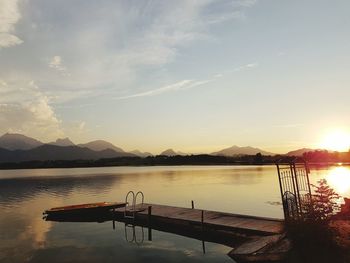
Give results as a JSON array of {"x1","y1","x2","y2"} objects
[
  {"x1": 0, "y1": 0, "x2": 22, "y2": 48},
  {"x1": 112, "y1": 60, "x2": 258, "y2": 100},
  {"x1": 212, "y1": 62, "x2": 259, "y2": 80},
  {"x1": 232, "y1": 62, "x2": 259, "y2": 72},
  {"x1": 235, "y1": 0, "x2": 258, "y2": 8},
  {"x1": 115, "y1": 79, "x2": 212, "y2": 100},
  {"x1": 273, "y1": 124, "x2": 304, "y2": 128}
]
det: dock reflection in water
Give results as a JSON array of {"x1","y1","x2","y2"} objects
[{"x1": 44, "y1": 211, "x2": 237, "y2": 261}]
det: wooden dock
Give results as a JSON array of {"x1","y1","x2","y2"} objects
[
  {"x1": 45, "y1": 202, "x2": 291, "y2": 262},
  {"x1": 115, "y1": 203, "x2": 284, "y2": 235},
  {"x1": 113, "y1": 203, "x2": 290, "y2": 262}
]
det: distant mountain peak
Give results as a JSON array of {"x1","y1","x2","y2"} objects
[
  {"x1": 78, "y1": 140, "x2": 125, "y2": 153},
  {"x1": 211, "y1": 145, "x2": 275, "y2": 156},
  {"x1": 50, "y1": 137, "x2": 75, "y2": 147},
  {"x1": 130, "y1": 150, "x2": 153, "y2": 157},
  {"x1": 0, "y1": 133, "x2": 43, "y2": 150},
  {"x1": 160, "y1": 148, "x2": 187, "y2": 156},
  {"x1": 285, "y1": 148, "x2": 315, "y2": 156}
]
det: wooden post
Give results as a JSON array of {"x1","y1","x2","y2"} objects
[
  {"x1": 201, "y1": 210, "x2": 204, "y2": 230},
  {"x1": 191, "y1": 200, "x2": 194, "y2": 209},
  {"x1": 148, "y1": 206, "x2": 152, "y2": 241},
  {"x1": 112, "y1": 207, "x2": 116, "y2": 230},
  {"x1": 148, "y1": 206, "x2": 152, "y2": 224},
  {"x1": 201, "y1": 210, "x2": 205, "y2": 254}
]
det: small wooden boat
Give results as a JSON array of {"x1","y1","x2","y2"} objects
[{"x1": 44, "y1": 202, "x2": 126, "y2": 217}]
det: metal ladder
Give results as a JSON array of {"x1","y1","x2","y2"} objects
[{"x1": 124, "y1": 191, "x2": 144, "y2": 219}]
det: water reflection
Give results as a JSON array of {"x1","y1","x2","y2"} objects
[
  {"x1": 32, "y1": 220, "x2": 232, "y2": 263},
  {"x1": 0, "y1": 175, "x2": 119, "y2": 207},
  {"x1": 0, "y1": 165, "x2": 285, "y2": 262},
  {"x1": 44, "y1": 211, "x2": 235, "y2": 262}
]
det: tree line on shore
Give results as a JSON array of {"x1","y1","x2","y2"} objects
[{"x1": 0, "y1": 150, "x2": 349, "y2": 169}]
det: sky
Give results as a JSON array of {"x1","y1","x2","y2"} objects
[{"x1": 0, "y1": 0, "x2": 350, "y2": 154}]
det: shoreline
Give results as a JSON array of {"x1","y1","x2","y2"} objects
[{"x1": 0, "y1": 158, "x2": 348, "y2": 171}]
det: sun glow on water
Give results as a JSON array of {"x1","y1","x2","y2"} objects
[{"x1": 326, "y1": 166, "x2": 350, "y2": 195}]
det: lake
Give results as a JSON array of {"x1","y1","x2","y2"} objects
[{"x1": 0, "y1": 165, "x2": 349, "y2": 262}]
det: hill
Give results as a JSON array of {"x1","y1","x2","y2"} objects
[
  {"x1": 212, "y1": 145, "x2": 275, "y2": 156},
  {"x1": 130, "y1": 150, "x2": 153, "y2": 157},
  {"x1": 160, "y1": 149, "x2": 187, "y2": 156},
  {"x1": 78, "y1": 140, "x2": 124, "y2": 152},
  {"x1": 0, "y1": 133, "x2": 43, "y2": 150},
  {"x1": 49, "y1": 138, "x2": 75, "y2": 147},
  {"x1": 285, "y1": 148, "x2": 315, "y2": 156}
]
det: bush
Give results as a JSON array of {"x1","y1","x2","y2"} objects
[
  {"x1": 307, "y1": 179, "x2": 341, "y2": 222},
  {"x1": 287, "y1": 179, "x2": 343, "y2": 263}
]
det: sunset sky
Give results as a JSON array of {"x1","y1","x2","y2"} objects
[{"x1": 1, "y1": 0, "x2": 349, "y2": 154}]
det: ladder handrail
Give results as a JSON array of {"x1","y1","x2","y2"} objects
[
  {"x1": 124, "y1": 191, "x2": 135, "y2": 218},
  {"x1": 135, "y1": 191, "x2": 144, "y2": 209}
]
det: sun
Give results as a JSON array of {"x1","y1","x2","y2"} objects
[{"x1": 319, "y1": 130, "x2": 350, "y2": 152}]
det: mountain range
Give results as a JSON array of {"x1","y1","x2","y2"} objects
[
  {"x1": 0, "y1": 133, "x2": 319, "y2": 163},
  {"x1": 0, "y1": 144, "x2": 135, "y2": 163}
]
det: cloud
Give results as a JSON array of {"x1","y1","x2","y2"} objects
[
  {"x1": 110, "y1": 60, "x2": 258, "y2": 100},
  {"x1": 209, "y1": 61, "x2": 259, "y2": 81},
  {"x1": 234, "y1": 0, "x2": 258, "y2": 8},
  {"x1": 232, "y1": 62, "x2": 259, "y2": 72},
  {"x1": 49, "y1": 55, "x2": 70, "y2": 76},
  {"x1": 49, "y1": 56, "x2": 65, "y2": 71},
  {"x1": 0, "y1": 80, "x2": 64, "y2": 140},
  {"x1": 211, "y1": 62, "x2": 259, "y2": 79},
  {"x1": 0, "y1": 0, "x2": 23, "y2": 48},
  {"x1": 115, "y1": 79, "x2": 212, "y2": 100},
  {"x1": 79, "y1": 121, "x2": 86, "y2": 131},
  {"x1": 273, "y1": 124, "x2": 303, "y2": 128}
]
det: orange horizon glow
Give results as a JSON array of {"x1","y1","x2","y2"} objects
[{"x1": 319, "y1": 129, "x2": 350, "y2": 152}]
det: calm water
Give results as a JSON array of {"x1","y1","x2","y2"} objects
[{"x1": 0, "y1": 165, "x2": 349, "y2": 262}]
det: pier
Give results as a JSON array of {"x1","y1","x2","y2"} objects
[
  {"x1": 45, "y1": 201, "x2": 291, "y2": 262},
  {"x1": 114, "y1": 203, "x2": 284, "y2": 235},
  {"x1": 112, "y1": 203, "x2": 290, "y2": 262}
]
